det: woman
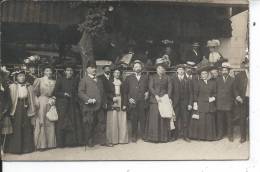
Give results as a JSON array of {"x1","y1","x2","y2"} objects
[
  {"x1": 145, "y1": 61, "x2": 172, "y2": 143},
  {"x1": 189, "y1": 65, "x2": 217, "y2": 141},
  {"x1": 106, "y1": 67, "x2": 128, "y2": 145},
  {"x1": 204, "y1": 39, "x2": 225, "y2": 65},
  {"x1": 53, "y1": 65, "x2": 83, "y2": 147},
  {"x1": 4, "y1": 70, "x2": 37, "y2": 154},
  {"x1": 33, "y1": 66, "x2": 56, "y2": 150}
]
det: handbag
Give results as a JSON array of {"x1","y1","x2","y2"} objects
[
  {"x1": 158, "y1": 94, "x2": 176, "y2": 119},
  {"x1": 46, "y1": 106, "x2": 58, "y2": 122}
]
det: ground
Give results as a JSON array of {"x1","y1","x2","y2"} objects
[{"x1": 2, "y1": 137, "x2": 248, "y2": 161}]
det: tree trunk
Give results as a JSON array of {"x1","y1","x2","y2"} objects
[{"x1": 78, "y1": 31, "x2": 94, "y2": 75}]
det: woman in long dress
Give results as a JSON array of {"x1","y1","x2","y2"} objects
[
  {"x1": 33, "y1": 66, "x2": 56, "y2": 150},
  {"x1": 189, "y1": 65, "x2": 217, "y2": 141},
  {"x1": 4, "y1": 70, "x2": 37, "y2": 154},
  {"x1": 145, "y1": 62, "x2": 172, "y2": 143},
  {"x1": 106, "y1": 67, "x2": 128, "y2": 145},
  {"x1": 53, "y1": 65, "x2": 83, "y2": 147}
]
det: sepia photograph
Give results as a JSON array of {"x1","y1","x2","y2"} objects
[{"x1": 0, "y1": 0, "x2": 249, "y2": 161}]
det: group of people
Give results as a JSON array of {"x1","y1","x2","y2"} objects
[{"x1": 0, "y1": 44, "x2": 249, "y2": 156}]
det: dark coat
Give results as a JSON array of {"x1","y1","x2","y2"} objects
[
  {"x1": 194, "y1": 79, "x2": 217, "y2": 113},
  {"x1": 78, "y1": 75, "x2": 106, "y2": 112},
  {"x1": 106, "y1": 78, "x2": 124, "y2": 110},
  {"x1": 183, "y1": 49, "x2": 203, "y2": 65},
  {"x1": 98, "y1": 74, "x2": 115, "y2": 110},
  {"x1": 234, "y1": 71, "x2": 249, "y2": 100},
  {"x1": 171, "y1": 74, "x2": 192, "y2": 108},
  {"x1": 123, "y1": 73, "x2": 149, "y2": 107},
  {"x1": 149, "y1": 74, "x2": 172, "y2": 104},
  {"x1": 216, "y1": 76, "x2": 235, "y2": 111},
  {"x1": 0, "y1": 80, "x2": 11, "y2": 120}
]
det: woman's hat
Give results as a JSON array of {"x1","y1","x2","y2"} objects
[
  {"x1": 196, "y1": 64, "x2": 215, "y2": 74},
  {"x1": 207, "y1": 39, "x2": 221, "y2": 47},
  {"x1": 111, "y1": 65, "x2": 123, "y2": 72},
  {"x1": 220, "y1": 62, "x2": 232, "y2": 69}
]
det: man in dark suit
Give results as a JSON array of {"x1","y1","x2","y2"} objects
[
  {"x1": 78, "y1": 61, "x2": 107, "y2": 147},
  {"x1": 123, "y1": 60, "x2": 149, "y2": 142},
  {"x1": 183, "y1": 42, "x2": 203, "y2": 66},
  {"x1": 216, "y1": 62, "x2": 235, "y2": 141},
  {"x1": 234, "y1": 59, "x2": 249, "y2": 143},
  {"x1": 171, "y1": 64, "x2": 193, "y2": 142}
]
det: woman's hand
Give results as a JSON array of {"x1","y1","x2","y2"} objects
[{"x1": 155, "y1": 95, "x2": 161, "y2": 103}]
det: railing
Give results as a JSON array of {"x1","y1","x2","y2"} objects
[{"x1": 3, "y1": 64, "x2": 245, "y2": 80}]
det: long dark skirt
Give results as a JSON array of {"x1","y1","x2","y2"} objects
[
  {"x1": 56, "y1": 99, "x2": 84, "y2": 147},
  {"x1": 145, "y1": 103, "x2": 170, "y2": 142},
  {"x1": 189, "y1": 112, "x2": 217, "y2": 141},
  {"x1": 4, "y1": 99, "x2": 34, "y2": 154}
]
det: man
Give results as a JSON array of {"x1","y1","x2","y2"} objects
[
  {"x1": 183, "y1": 42, "x2": 203, "y2": 66},
  {"x1": 54, "y1": 65, "x2": 83, "y2": 147},
  {"x1": 98, "y1": 65, "x2": 114, "y2": 113},
  {"x1": 216, "y1": 62, "x2": 235, "y2": 141},
  {"x1": 234, "y1": 58, "x2": 249, "y2": 143},
  {"x1": 123, "y1": 60, "x2": 149, "y2": 142},
  {"x1": 210, "y1": 65, "x2": 219, "y2": 81},
  {"x1": 78, "y1": 61, "x2": 107, "y2": 147},
  {"x1": 171, "y1": 64, "x2": 193, "y2": 142}
]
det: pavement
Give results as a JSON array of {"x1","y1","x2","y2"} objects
[{"x1": 2, "y1": 137, "x2": 249, "y2": 161}]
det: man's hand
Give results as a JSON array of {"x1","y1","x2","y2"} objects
[
  {"x1": 129, "y1": 98, "x2": 136, "y2": 104},
  {"x1": 144, "y1": 92, "x2": 149, "y2": 100},
  {"x1": 187, "y1": 105, "x2": 192, "y2": 111},
  {"x1": 193, "y1": 102, "x2": 198, "y2": 110},
  {"x1": 64, "y1": 92, "x2": 71, "y2": 97},
  {"x1": 236, "y1": 96, "x2": 243, "y2": 103},
  {"x1": 209, "y1": 97, "x2": 216, "y2": 103},
  {"x1": 122, "y1": 106, "x2": 127, "y2": 111}
]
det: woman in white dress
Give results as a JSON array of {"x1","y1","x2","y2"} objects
[
  {"x1": 32, "y1": 66, "x2": 56, "y2": 150},
  {"x1": 106, "y1": 67, "x2": 128, "y2": 145}
]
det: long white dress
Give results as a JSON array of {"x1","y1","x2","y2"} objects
[
  {"x1": 33, "y1": 77, "x2": 56, "y2": 149},
  {"x1": 106, "y1": 79, "x2": 128, "y2": 144}
]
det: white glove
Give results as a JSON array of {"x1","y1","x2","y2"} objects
[{"x1": 193, "y1": 102, "x2": 198, "y2": 110}]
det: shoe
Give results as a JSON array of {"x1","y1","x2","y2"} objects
[
  {"x1": 240, "y1": 138, "x2": 246, "y2": 143},
  {"x1": 101, "y1": 143, "x2": 113, "y2": 147},
  {"x1": 228, "y1": 137, "x2": 234, "y2": 142},
  {"x1": 132, "y1": 137, "x2": 137, "y2": 143},
  {"x1": 184, "y1": 137, "x2": 191, "y2": 142}
]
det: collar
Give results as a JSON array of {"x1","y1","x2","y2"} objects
[{"x1": 104, "y1": 73, "x2": 110, "y2": 79}]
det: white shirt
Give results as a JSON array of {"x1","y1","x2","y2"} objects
[
  {"x1": 104, "y1": 73, "x2": 110, "y2": 80},
  {"x1": 17, "y1": 84, "x2": 28, "y2": 99},
  {"x1": 178, "y1": 75, "x2": 184, "y2": 81},
  {"x1": 223, "y1": 76, "x2": 228, "y2": 83},
  {"x1": 203, "y1": 80, "x2": 208, "y2": 84},
  {"x1": 113, "y1": 79, "x2": 122, "y2": 95},
  {"x1": 193, "y1": 49, "x2": 198, "y2": 56},
  {"x1": 136, "y1": 73, "x2": 141, "y2": 81},
  {"x1": 186, "y1": 74, "x2": 192, "y2": 79}
]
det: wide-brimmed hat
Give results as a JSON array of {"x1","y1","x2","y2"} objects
[
  {"x1": 196, "y1": 64, "x2": 215, "y2": 74},
  {"x1": 155, "y1": 58, "x2": 168, "y2": 69},
  {"x1": 207, "y1": 39, "x2": 220, "y2": 47},
  {"x1": 220, "y1": 62, "x2": 232, "y2": 69}
]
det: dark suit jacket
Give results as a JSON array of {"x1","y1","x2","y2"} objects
[
  {"x1": 171, "y1": 74, "x2": 192, "y2": 108},
  {"x1": 194, "y1": 79, "x2": 217, "y2": 113},
  {"x1": 216, "y1": 76, "x2": 235, "y2": 111},
  {"x1": 98, "y1": 74, "x2": 114, "y2": 109},
  {"x1": 149, "y1": 74, "x2": 172, "y2": 104},
  {"x1": 0, "y1": 80, "x2": 11, "y2": 120},
  {"x1": 123, "y1": 73, "x2": 149, "y2": 107},
  {"x1": 183, "y1": 49, "x2": 203, "y2": 65},
  {"x1": 78, "y1": 75, "x2": 106, "y2": 112},
  {"x1": 234, "y1": 71, "x2": 249, "y2": 100}
]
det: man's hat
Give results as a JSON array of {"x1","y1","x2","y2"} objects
[
  {"x1": 86, "y1": 60, "x2": 97, "y2": 68},
  {"x1": 133, "y1": 59, "x2": 144, "y2": 67},
  {"x1": 192, "y1": 42, "x2": 200, "y2": 47},
  {"x1": 155, "y1": 58, "x2": 168, "y2": 69},
  {"x1": 176, "y1": 64, "x2": 187, "y2": 69}
]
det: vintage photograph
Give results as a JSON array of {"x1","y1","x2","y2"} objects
[{"x1": 0, "y1": 0, "x2": 249, "y2": 160}]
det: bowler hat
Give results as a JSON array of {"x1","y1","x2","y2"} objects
[{"x1": 86, "y1": 60, "x2": 97, "y2": 68}]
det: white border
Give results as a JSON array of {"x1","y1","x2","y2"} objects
[{"x1": 3, "y1": 0, "x2": 260, "y2": 171}]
